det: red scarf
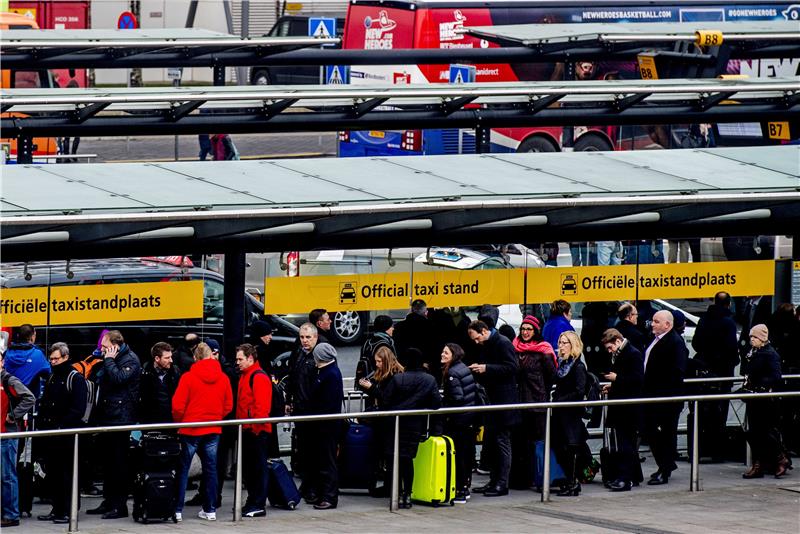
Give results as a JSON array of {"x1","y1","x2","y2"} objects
[{"x1": 513, "y1": 338, "x2": 558, "y2": 367}]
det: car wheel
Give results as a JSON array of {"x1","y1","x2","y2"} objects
[
  {"x1": 328, "y1": 311, "x2": 367, "y2": 345},
  {"x1": 517, "y1": 136, "x2": 558, "y2": 153},
  {"x1": 574, "y1": 134, "x2": 613, "y2": 152},
  {"x1": 251, "y1": 69, "x2": 270, "y2": 85}
]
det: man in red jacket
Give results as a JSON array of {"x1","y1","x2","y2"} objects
[
  {"x1": 235, "y1": 343, "x2": 272, "y2": 518},
  {"x1": 172, "y1": 343, "x2": 233, "y2": 522}
]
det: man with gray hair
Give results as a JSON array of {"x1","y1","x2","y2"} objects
[
  {"x1": 643, "y1": 310, "x2": 688, "y2": 485},
  {"x1": 287, "y1": 323, "x2": 320, "y2": 502}
]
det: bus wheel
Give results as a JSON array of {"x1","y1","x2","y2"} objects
[
  {"x1": 251, "y1": 69, "x2": 271, "y2": 85},
  {"x1": 574, "y1": 135, "x2": 613, "y2": 152},
  {"x1": 329, "y1": 311, "x2": 368, "y2": 345},
  {"x1": 517, "y1": 136, "x2": 557, "y2": 153}
]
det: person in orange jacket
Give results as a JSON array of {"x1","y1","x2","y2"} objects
[
  {"x1": 235, "y1": 343, "x2": 273, "y2": 518},
  {"x1": 172, "y1": 343, "x2": 233, "y2": 522}
]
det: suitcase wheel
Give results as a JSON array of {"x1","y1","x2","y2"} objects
[
  {"x1": 288, "y1": 502, "x2": 297, "y2": 510},
  {"x1": 172, "y1": 514, "x2": 178, "y2": 523}
]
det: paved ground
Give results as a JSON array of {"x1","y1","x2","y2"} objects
[
  {"x1": 20, "y1": 456, "x2": 799, "y2": 533},
  {"x1": 77, "y1": 132, "x2": 337, "y2": 163}
]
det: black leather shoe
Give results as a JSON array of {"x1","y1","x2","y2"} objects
[
  {"x1": 52, "y1": 516, "x2": 70, "y2": 524},
  {"x1": 304, "y1": 494, "x2": 320, "y2": 505},
  {"x1": 101, "y1": 509, "x2": 129, "y2": 519},
  {"x1": 1, "y1": 518, "x2": 20, "y2": 527},
  {"x1": 556, "y1": 483, "x2": 581, "y2": 497},
  {"x1": 483, "y1": 487, "x2": 509, "y2": 497},
  {"x1": 471, "y1": 484, "x2": 492, "y2": 494},
  {"x1": 649, "y1": 470, "x2": 662, "y2": 480},
  {"x1": 647, "y1": 473, "x2": 669, "y2": 485},
  {"x1": 86, "y1": 504, "x2": 109, "y2": 515},
  {"x1": 609, "y1": 479, "x2": 632, "y2": 492},
  {"x1": 313, "y1": 501, "x2": 337, "y2": 510},
  {"x1": 37, "y1": 513, "x2": 56, "y2": 521}
]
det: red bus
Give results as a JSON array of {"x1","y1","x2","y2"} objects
[{"x1": 339, "y1": 0, "x2": 798, "y2": 156}]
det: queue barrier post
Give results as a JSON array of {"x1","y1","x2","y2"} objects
[
  {"x1": 691, "y1": 400, "x2": 701, "y2": 492},
  {"x1": 234, "y1": 424, "x2": 243, "y2": 522},
  {"x1": 542, "y1": 406, "x2": 552, "y2": 503},
  {"x1": 69, "y1": 433, "x2": 79, "y2": 533},
  {"x1": 390, "y1": 415, "x2": 400, "y2": 512}
]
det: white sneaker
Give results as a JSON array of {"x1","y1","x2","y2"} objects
[
  {"x1": 175, "y1": 512, "x2": 183, "y2": 522},
  {"x1": 198, "y1": 511, "x2": 216, "y2": 521}
]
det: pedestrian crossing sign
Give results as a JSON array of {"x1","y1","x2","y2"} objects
[
  {"x1": 309, "y1": 17, "x2": 336, "y2": 39},
  {"x1": 449, "y1": 64, "x2": 476, "y2": 84},
  {"x1": 326, "y1": 65, "x2": 350, "y2": 85}
]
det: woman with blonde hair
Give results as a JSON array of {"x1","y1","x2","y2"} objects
[{"x1": 553, "y1": 330, "x2": 589, "y2": 496}]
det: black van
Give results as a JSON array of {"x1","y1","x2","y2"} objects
[
  {"x1": 0, "y1": 257, "x2": 298, "y2": 375},
  {"x1": 250, "y1": 15, "x2": 346, "y2": 85}
]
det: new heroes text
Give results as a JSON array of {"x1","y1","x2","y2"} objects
[
  {"x1": 0, "y1": 294, "x2": 163, "y2": 315},
  {"x1": 583, "y1": 272, "x2": 737, "y2": 290}
]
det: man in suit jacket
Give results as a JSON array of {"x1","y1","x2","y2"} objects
[{"x1": 643, "y1": 311, "x2": 688, "y2": 485}]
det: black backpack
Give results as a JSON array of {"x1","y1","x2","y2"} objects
[
  {"x1": 249, "y1": 370, "x2": 286, "y2": 419},
  {"x1": 583, "y1": 371, "x2": 602, "y2": 421}
]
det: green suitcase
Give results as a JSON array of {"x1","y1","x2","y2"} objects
[{"x1": 411, "y1": 435, "x2": 456, "y2": 506}]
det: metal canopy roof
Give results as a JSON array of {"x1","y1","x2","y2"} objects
[
  {"x1": 2, "y1": 20, "x2": 796, "y2": 70},
  {"x1": 464, "y1": 21, "x2": 800, "y2": 47},
  {"x1": 3, "y1": 77, "x2": 797, "y2": 137},
  {"x1": 2, "y1": 147, "x2": 798, "y2": 262}
]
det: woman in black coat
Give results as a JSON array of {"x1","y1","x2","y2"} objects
[
  {"x1": 380, "y1": 348, "x2": 441, "y2": 508},
  {"x1": 552, "y1": 330, "x2": 589, "y2": 496},
  {"x1": 742, "y1": 324, "x2": 791, "y2": 479},
  {"x1": 440, "y1": 343, "x2": 478, "y2": 503},
  {"x1": 511, "y1": 315, "x2": 556, "y2": 489}
]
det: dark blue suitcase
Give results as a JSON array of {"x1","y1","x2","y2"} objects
[
  {"x1": 338, "y1": 422, "x2": 376, "y2": 489},
  {"x1": 534, "y1": 440, "x2": 567, "y2": 489},
  {"x1": 267, "y1": 459, "x2": 301, "y2": 510}
]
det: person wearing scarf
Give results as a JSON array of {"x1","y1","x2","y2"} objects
[
  {"x1": 552, "y1": 331, "x2": 589, "y2": 496},
  {"x1": 510, "y1": 316, "x2": 557, "y2": 490}
]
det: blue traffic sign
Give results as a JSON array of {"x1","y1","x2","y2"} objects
[
  {"x1": 309, "y1": 17, "x2": 336, "y2": 47},
  {"x1": 449, "y1": 64, "x2": 476, "y2": 84},
  {"x1": 117, "y1": 10, "x2": 138, "y2": 30},
  {"x1": 325, "y1": 65, "x2": 350, "y2": 85}
]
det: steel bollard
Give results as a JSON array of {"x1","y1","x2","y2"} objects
[
  {"x1": 390, "y1": 415, "x2": 400, "y2": 512},
  {"x1": 691, "y1": 400, "x2": 701, "y2": 492},
  {"x1": 542, "y1": 406, "x2": 552, "y2": 502},
  {"x1": 234, "y1": 424, "x2": 243, "y2": 521},
  {"x1": 69, "y1": 433, "x2": 79, "y2": 533}
]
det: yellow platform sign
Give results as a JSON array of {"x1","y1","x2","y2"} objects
[
  {"x1": 525, "y1": 260, "x2": 774, "y2": 302},
  {"x1": 265, "y1": 269, "x2": 525, "y2": 314},
  {"x1": 0, "y1": 281, "x2": 203, "y2": 327}
]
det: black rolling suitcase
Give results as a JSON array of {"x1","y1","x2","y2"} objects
[{"x1": 133, "y1": 432, "x2": 181, "y2": 523}]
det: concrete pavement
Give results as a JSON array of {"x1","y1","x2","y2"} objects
[{"x1": 20, "y1": 455, "x2": 799, "y2": 533}]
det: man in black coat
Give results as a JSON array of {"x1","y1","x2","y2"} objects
[
  {"x1": 642, "y1": 311, "x2": 688, "y2": 485},
  {"x1": 615, "y1": 302, "x2": 648, "y2": 355},
  {"x1": 467, "y1": 320, "x2": 520, "y2": 497},
  {"x1": 601, "y1": 329, "x2": 644, "y2": 492},
  {"x1": 138, "y1": 342, "x2": 181, "y2": 425},
  {"x1": 37, "y1": 342, "x2": 88, "y2": 524},
  {"x1": 393, "y1": 299, "x2": 438, "y2": 376},
  {"x1": 87, "y1": 330, "x2": 141, "y2": 519},
  {"x1": 691, "y1": 291, "x2": 739, "y2": 461},
  {"x1": 287, "y1": 323, "x2": 320, "y2": 501}
]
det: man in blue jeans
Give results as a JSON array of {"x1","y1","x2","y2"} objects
[
  {"x1": 172, "y1": 343, "x2": 233, "y2": 522},
  {"x1": 2, "y1": 354, "x2": 36, "y2": 528}
]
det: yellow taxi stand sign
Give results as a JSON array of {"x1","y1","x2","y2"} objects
[
  {"x1": 0, "y1": 281, "x2": 204, "y2": 328},
  {"x1": 264, "y1": 260, "x2": 775, "y2": 314}
]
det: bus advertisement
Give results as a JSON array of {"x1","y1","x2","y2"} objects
[{"x1": 339, "y1": 0, "x2": 798, "y2": 157}]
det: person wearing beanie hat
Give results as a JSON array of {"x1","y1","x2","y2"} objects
[
  {"x1": 305, "y1": 343, "x2": 343, "y2": 510},
  {"x1": 742, "y1": 323, "x2": 789, "y2": 478},
  {"x1": 374, "y1": 315, "x2": 394, "y2": 333},
  {"x1": 512, "y1": 315, "x2": 557, "y2": 489},
  {"x1": 248, "y1": 321, "x2": 274, "y2": 374},
  {"x1": 357, "y1": 317, "x2": 397, "y2": 390}
]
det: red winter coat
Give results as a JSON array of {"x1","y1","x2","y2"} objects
[
  {"x1": 172, "y1": 358, "x2": 233, "y2": 436},
  {"x1": 237, "y1": 363, "x2": 272, "y2": 435}
]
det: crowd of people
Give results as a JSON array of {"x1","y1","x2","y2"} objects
[{"x1": 0, "y1": 295, "x2": 798, "y2": 527}]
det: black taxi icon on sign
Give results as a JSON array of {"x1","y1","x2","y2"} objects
[
  {"x1": 339, "y1": 282, "x2": 357, "y2": 304},
  {"x1": 561, "y1": 273, "x2": 578, "y2": 295}
]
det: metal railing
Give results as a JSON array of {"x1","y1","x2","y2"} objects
[{"x1": 2, "y1": 389, "x2": 799, "y2": 533}]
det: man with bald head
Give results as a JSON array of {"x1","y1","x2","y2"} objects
[{"x1": 643, "y1": 310, "x2": 688, "y2": 485}]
